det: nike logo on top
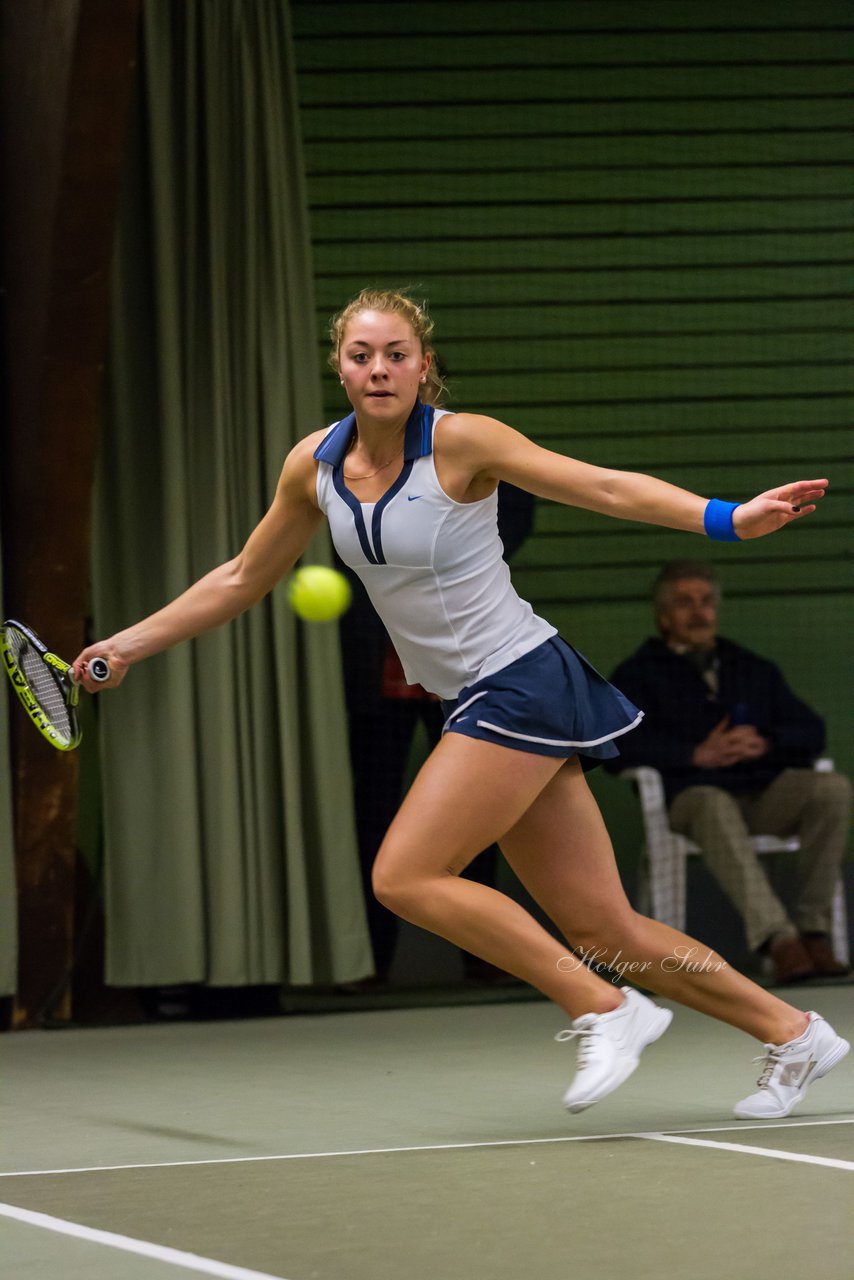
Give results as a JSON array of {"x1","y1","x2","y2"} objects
[
  {"x1": 407, "y1": 494, "x2": 423, "y2": 502},
  {"x1": 779, "y1": 1056, "x2": 817, "y2": 1087}
]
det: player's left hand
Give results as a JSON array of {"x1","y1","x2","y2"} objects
[{"x1": 733, "y1": 479, "x2": 828, "y2": 540}]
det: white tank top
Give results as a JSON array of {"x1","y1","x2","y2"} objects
[{"x1": 314, "y1": 402, "x2": 556, "y2": 699}]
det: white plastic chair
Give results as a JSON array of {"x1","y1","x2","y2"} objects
[{"x1": 620, "y1": 761, "x2": 850, "y2": 965}]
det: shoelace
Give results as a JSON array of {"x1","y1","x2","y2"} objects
[
  {"x1": 555, "y1": 1026, "x2": 599, "y2": 1069},
  {"x1": 751, "y1": 1044, "x2": 784, "y2": 1089}
]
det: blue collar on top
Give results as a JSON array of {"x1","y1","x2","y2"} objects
[
  {"x1": 313, "y1": 401, "x2": 436, "y2": 567},
  {"x1": 313, "y1": 400, "x2": 435, "y2": 465}
]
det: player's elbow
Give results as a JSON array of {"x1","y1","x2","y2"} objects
[{"x1": 594, "y1": 469, "x2": 627, "y2": 513}]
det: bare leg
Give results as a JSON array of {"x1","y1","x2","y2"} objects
[
  {"x1": 372, "y1": 734, "x2": 624, "y2": 1020},
  {"x1": 499, "y1": 759, "x2": 808, "y2": 1045}
]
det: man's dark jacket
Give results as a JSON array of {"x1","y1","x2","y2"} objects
[{"x1": 606, "y1": 636, "x2": 825, "y2": 804}]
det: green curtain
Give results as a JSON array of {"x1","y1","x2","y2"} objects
[
  {"x1": 93, "y1": 0, "x2": 372, "y2": 987},
  {"x1": 0, "y1": 535, "x2": 17, "y2": 996}
]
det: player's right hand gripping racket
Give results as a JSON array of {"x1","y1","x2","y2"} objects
[{"x1": 0, "y1": 619, "x2": 110, "y2": 751}]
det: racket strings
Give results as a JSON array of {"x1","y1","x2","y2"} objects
[{"x1": 13, "y1": 633, "x2": 74, "y2": 742}]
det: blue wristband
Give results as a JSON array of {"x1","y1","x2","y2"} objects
[{"x1": 704, "y1": 499, "x2": 742, "y2": 542}]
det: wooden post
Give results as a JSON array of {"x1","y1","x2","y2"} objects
[{"x1": 0, "y1": 0, "x2": 141, "y2": 1026}]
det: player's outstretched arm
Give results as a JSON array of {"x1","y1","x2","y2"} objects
[
  {"x1": 439, "y1": 413, "x2": 827, "y2": 539},
  {"x1": 73, "y1": 436, "x2": 324, "y2": 691}
]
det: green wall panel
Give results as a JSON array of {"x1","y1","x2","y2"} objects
[{"x1": 292, "y1": 0, "x2": 854, "y2": 864}]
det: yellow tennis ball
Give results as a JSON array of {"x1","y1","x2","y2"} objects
[{"x1": 288, "y1": 565, "x2": 352, "y2": 622}]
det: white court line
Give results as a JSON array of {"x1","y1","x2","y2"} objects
[
  {"x1": 0, "y1": 1201, "x2": 288, "y2": 1279},
  {"x1": 637, "y1": 1132, "x2": 854, "y2": 1171},
  {"x1": 2, "y1": 1117, "x2": 852, "y2": 1180}
]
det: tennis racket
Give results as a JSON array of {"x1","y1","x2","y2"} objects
[{"x1": 0, "y1": 619, "x2": 110, "y2": 751}]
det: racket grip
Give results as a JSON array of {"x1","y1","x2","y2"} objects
[{"x1": 88, "y1": 657, "x2": 111, "y2": 683}]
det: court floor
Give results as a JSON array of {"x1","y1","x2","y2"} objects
[{"x1": 1, "y1": 984, "x2": 851, "y2": 1279}]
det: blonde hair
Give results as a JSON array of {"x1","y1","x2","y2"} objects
[{"x1": 328, "y1": 288, "x2": 448, "y2": 406}]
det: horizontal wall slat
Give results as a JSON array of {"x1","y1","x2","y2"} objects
[
  {"x1": 292, "y1": 1, "x2": 852, "y2": 38},
  {"x1": 516, "y1": 522, "x2": 849, "y2": 567},
  {"x1": 478, "y1": 400, "x2": 854, "y2": 438},
  {"x1": 536, "y1": 429, "x2": 852, "y2": 471},
  {"x1": 298, "y1": 66, "x2": 854, "y2": 106},
  {"x1": 309, "y1": 168, "x2": 854, "y2": 208},
  {"x1": 303, "y1": 99, "x2": 854, "y2": 139},
  {"x1": 311, "y1": 201, "x2": 854, "y2": 244},
  {"x1": 298, "y1": 33, "x2": 854, "y2": 71},
  {"x1": 308, "y1": 135, "x2": 854, "y2": 175},
  {"x1": 321, "y1": 301, "x2": 854, "y2": 343},
  {"x1": 313, "y1": 267, "x2": 853, "y2": 313},
  {"x1": 434, "y1": 365, "x2": 853, "y2": 405},
  {"x1": 511, "y1": 559, "x2": 854, "y2": 607},
  {"x1": 313, "y1": 231, "x2": 854, "y2": 275},
  {"x1": 421, "y1": 332, "x2": 852, "y2": 370}
]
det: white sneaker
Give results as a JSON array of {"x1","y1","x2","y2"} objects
[
  {"x1": 557, "y1": 987, "x2": 673, "y2": 1113},
  {"x1": 734, "y1": 1012, "x2": 850, "y2": 1120}
]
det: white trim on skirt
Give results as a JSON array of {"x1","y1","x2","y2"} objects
[{"x1": 473, "y1": 710, "x2": 645, "y2": 750}]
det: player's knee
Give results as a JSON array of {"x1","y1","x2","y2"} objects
[
  {"x1": 371, "y1": 858, "x2": 408, "y2": 912},
  {"x1": 810, "y1": 770, "x2": 852, "y2": 810},
  {"x1": 372, "y1": 848, "x2": 461, "y2": 920},
  {"x1": 814, "y1": 768, "x2": 850, "y2": 798},
  {"x1": 371, "y1": 849, "x2": 425, "y2": 915},
  {"x1": 564, "y1": 906, "x2": 639, "y2": 960}
]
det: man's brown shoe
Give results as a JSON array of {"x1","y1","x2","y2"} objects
[
  {"x1": 800, "y1": 933, "x2": 851, "y2": 977},
  {"x1": 770, "y1": 935, "x2": 817, "y2": 984}
]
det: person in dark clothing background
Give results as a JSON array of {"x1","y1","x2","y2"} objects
[
  {"x1": 607, "y1": 560, "x2": 850, "y2": 986},
  {"x1": 339, "y1": 482, "x2": 535, "y2": 986}
]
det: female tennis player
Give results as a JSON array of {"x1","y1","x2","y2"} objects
[{"x1": 74, "y1": 289, "x2": 848, "y2": 1120}]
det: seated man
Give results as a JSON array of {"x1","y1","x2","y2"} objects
[{"x1": 608, "y1": 559, "x2": 851, "y2": 984}]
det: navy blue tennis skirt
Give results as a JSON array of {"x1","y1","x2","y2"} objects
[{"x1": 440, "y1": 636, "x2": 643, "y2": 767}]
